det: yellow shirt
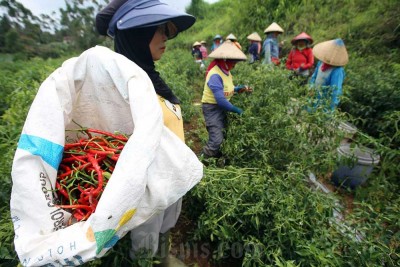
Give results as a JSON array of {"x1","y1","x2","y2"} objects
[
  {"x1": 201, "y1": 65, "x2": 234, "y2": 104},
  {"x1": 158, "y1": 95, "x2": 184, "y2": 142}
]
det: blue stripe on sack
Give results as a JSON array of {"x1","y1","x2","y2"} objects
[{"x1": 18, "y1": 134, "x2": 63, "y2": 170}]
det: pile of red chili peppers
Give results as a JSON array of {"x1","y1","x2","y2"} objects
[{"x1": 56, "y1": 128, "x2": 129, "y2": 224}]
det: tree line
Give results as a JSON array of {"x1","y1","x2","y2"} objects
[{"x1": 0, "y1": 0, "x2": 107, "y2": 59}]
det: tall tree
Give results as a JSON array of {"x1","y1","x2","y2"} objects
[
  {"x1": 186, "y1": 0, "x2": 208, "y2": 19},
  {"x1": 0, "y1": 15, "x2": 12, "y2": 51},
  {"x1": 4, "y1": 29, "x2": 22, "y2": 53},
  {"x1": 0, "y1": 0, "x2": 46, "y2": 55},
  {"x1": 59, "y1": 0, "x2": 105, "y2": 50},
  {"x1": 0, "y1": 0, "x2": 38, "y2": 27}
]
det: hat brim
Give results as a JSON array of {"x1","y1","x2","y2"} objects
[
  {"x1": 263, "y1": 22, "x2": 284, "y2": 33},
  {"x1": 247, "y1": 33, "x2": 262, "y2": 41},
  {"x1": 208, "y1": 41, "x2": 247, "y2": 61},
  {"x1": 291, "y1": 38, "x2": 313, "y2": 45},
  {"x1": 109, "y1": 1, "x2": 195, "y2": 37},
  {"x1": 291, "y1": 32, "x2": 313, "y2": 45},
  {"x1": 313, "y1": 39, "x2": 349, "y2": 66}
]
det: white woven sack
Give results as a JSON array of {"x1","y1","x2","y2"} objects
[{"x1": 10, "y1": 46, "x2": 203, "y2": 266}]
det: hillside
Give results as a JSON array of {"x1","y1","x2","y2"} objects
[{"x1": 0, "y1": 0, "x2": 399, "y2": 266}]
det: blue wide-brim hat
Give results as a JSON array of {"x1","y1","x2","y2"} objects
[{"x1": 108, "y1": 0, "x2": 196, "y2": 38}]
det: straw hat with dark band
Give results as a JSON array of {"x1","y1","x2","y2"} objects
[
  {"x1": 247, "y1": 32, "x2": 262, "y2": 42},
  {"x1": 208, "y1": 40, "x2": 247, "y2": 61},
  {"x1": 313, "y1": 38, "x2": 349, "y2": 66},
  {"x1": 193, "y1": 41, "x2": 201, "y2": 47},
  {"x1": 226, "y1": 33, "x2": 237, "y2": 41},
  {"x1": 264, "y1": 22, "x2": 284, "y2": 34},
  {"x1": 291, "y1": 32, "x2": 313, "y2": 45},
  {"x1": 107, "y1": 0, "x2": 196, "y2": 38}
]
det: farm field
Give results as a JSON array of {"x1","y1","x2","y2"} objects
[{"x1": 0, "y1": 0, "x2": 399, "y2": 266}]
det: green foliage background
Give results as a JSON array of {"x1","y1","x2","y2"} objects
[{"x1": 0, "y1": 0, "x2": 399, "y2": 266}]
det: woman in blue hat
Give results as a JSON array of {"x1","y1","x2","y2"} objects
[
  {"x1": 211, "y1": 34, "x2": 223, "y2": 51},
  {"x1": 96, "y1": 0, "x2": 196, "y2": 263}
]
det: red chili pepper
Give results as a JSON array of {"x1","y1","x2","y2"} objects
[
  {"x1": 56, "y1": 181, "x2": 69, "y2": 199},
  {"x1": 64, "y1": 141, "x2": 85, "y2": 150},
  {"x1": 61, "y1": 155, "x2": 88, "y2": 163},
  {"x1": 110, "y1": 155, "x2": 120, "y2": 161},
  {"x1": 87, "y1": 154, "x2": 103, "y2": 195},
  {"x1": 73, "y1": 212, "x2": 84, "y2": 221},
  {"x1": 87, "y1": 149, "x2": 114, "y2": 156},
  {"x1": 57, "y1": 128, "x2": 129, "y2": 222},
  {"x1": 103, "y1": 146, "x2": 120, "y2": 152},
  {"x1": 59, "y1": 164, "x2": 71, "y2": 170},
  {"x1": 57, "y1": 204, "x2": 93, "y2": 211},
  {"x1": 86, "y1": 128, "x2": 129, "y2": 142},
  {"x1": 58, "y1": 169, "x2": 73, "y2": 179},
  {"x1": 80, "y1": 212, "x2": 91, "y2": 221},
  {"x1": 87, "y1": 136, "x2": 112, "y2": 147}
]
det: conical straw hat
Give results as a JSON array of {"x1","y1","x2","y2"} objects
[
  {"x1": 291, "y1": 32, "x2": 313, "y2": 45},
  {"x1": 247, "y1": 32, "x2": 262, "y2": 41},
  {"x1": 200, "y1": 40, "x2": 207, "y2": 44},
  {"x1": 313, "y1": 38, "x2": 349, "y2": 66},
  {"x1": 208, "y1": 40, "x2": 247, "y2": 61},
  {"x1": 264, "y1": 22, "x2": 284, "y2": 33},
  {"x1": 226, "y1": 33, "x2": 237, "y2": 40},
  {"x1": 192, "y1": 41, "x2": 201, "y2": 47}
]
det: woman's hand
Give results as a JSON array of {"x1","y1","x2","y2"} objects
[
  {"x1": 243, "y1": 86, "x2": 253, "y2": 93},
  {"x1": 235, "y1": 85, "x2": 253, "y2": 94}
]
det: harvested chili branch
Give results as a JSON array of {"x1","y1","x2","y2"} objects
[{"x1": 55, "y1": 129, "x2": 129, "y2": 224}]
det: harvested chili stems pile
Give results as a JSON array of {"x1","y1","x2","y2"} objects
[{"x1": 56, "y1": 128, "x2": 129, "y2": 224}]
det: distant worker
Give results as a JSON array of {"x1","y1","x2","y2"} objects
[
  {"x1": 262, "y1": 22, "x2": 284, "y2": 66},
  {"x1": 247, "y1": 32, "x2": 262, "y2": 64},
  {"x1": 200, "y1": 40, "x2": 208, "y2": 59},
  {"x1": 309, "y1": 38, "x2": 348, "y2": 112},
  {"x1": 286, "y1": 32, "x2": 314, "y2": 84},
  {"x1": 201, "y1": 40, "x2": 252, "y2": 159},
  {"x1": 226, "y1": 33, "x2": 242, "y2": 50},
  {"x1": 211, "y1": 34, "x2": 223, "y2": 51},
  {"x1": 192, "y1": 41, "x2": 205, "y2": 69}
]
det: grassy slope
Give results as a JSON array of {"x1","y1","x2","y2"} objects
[{"x1": 0, "y1": 0, "x2": 399, "y2": 266}]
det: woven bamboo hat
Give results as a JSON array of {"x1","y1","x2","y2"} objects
[
  {"x1": 193, "y1": 41, "x2": 201, "y2": 47},
  {"x1": 313, "y1": 38, "x2": 349, "y2": 66},
  {"x1": 291, "y1": 32, "x2": 313, "y2": 45},
  {"x1": 247, "y1": 32, "x2": 262, "y2": 42},
  {"x1": 264, "y1": 22, "x2": 284, "y2": 34},
  {"x1": 208, "y1": 40, "x2": 247, "y2": 61},
  {"x1": 200, "y1": 40, "x2": 207, "y2": 44},
  {"x1": 226, "y1": 33, "x2": 237, "y2": 41}
]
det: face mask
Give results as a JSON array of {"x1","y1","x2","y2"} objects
[{"x1": 296, "y1": 40, "x2": 307, "y2": 50}]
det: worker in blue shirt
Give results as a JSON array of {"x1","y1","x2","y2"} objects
[
  {"x1": 262, "y1": 22, "x2": 284, "y2": 65},
  {"x1": 309, "y1": 38, "x2": 348, "y2": 112}
]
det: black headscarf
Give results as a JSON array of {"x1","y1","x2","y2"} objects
[{"x1": 114, "y1": 27, "x2": 180, "y2": 104}]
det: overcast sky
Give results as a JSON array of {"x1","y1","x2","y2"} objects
[{"x1": 16, "y1": 0, "x2": 219, "y2": 17}]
